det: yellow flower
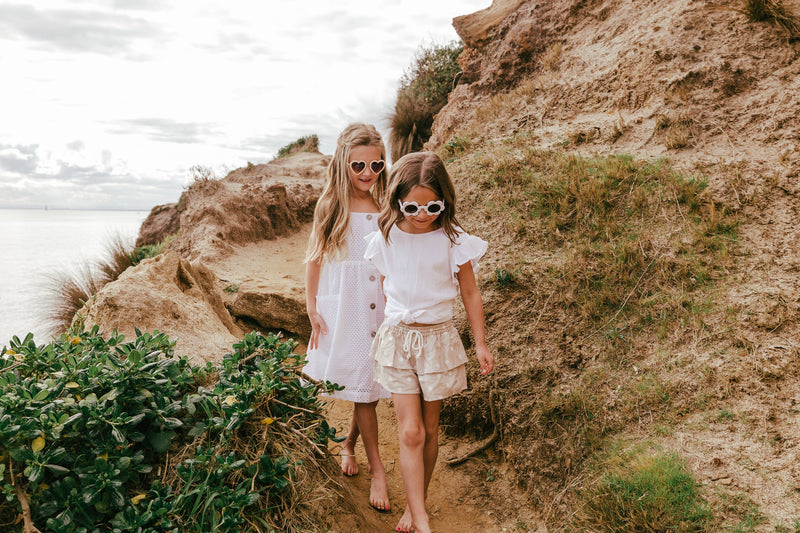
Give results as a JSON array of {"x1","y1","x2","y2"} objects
[
  {"x1": 32, "y1": 436, "x2": 45, "y2": 453},
  {"x1": 4, "y1": 349, "x2": 16, "y2": 355},
  {"x1": 70, "y1": 336, "x2": 81, "y2": 346},
  {"x1": 261, "y1": 417, "x2": 274, "y2": 425},
  {"x1": 131, "y1": 494, "x2": 147, "y2": 505}
]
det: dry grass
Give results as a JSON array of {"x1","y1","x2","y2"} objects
[
  {"x1": 41, "y1": 233, "x2": 136, "y2": 336},
  {"x1": 655, "y1": 111, "x2": 697, "y2": 149},
  {"x1": 540, "y1": 42, "x2": 564, "y2": 71},
  {"x1": 389, "y1": 90, "x2": 433, "y2": 163},
  {"x1": 737, "y1": 0, "x2": 800, "y2": 37},
  {"x1": 438, "y1": 132, "x2": 741, "y2": 525}
]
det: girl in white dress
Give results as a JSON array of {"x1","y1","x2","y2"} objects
[
  {"x1": 304, "y1": 123, "x2": 391, "y2": 513},
  {"x1": 364, "y1": 151, "x2": 494, "y2": 533}
]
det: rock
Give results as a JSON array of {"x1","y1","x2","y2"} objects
[
  {"x1": 168, "y1": 152, "x2": 329, "y2": 263},
  {"x1": 229, "y1": 281, "x2": 310, "y2": 340},
  {"x1": 82, "y1": 251, "x2": 243, "y2": 364},
  {"x1": 453, "y1": 0, "x2": 526, "y2": 48},
  {"x1": 136, "y1": 203, "x2": 180, "y2": 248}
]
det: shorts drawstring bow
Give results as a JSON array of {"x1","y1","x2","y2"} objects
[{"x1": 402, "y1": 329, "x2": 424, "y2": 367}]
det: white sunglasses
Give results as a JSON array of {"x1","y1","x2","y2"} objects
[{"x1": 398, "y1": 199, "x2": 445, "y2": 216}]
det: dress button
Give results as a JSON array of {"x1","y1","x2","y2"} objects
[
  {"x1": 366, "y1": 214, "x2": 373, "y2": 220},
  {"x1": 371, "y1": 331, "x2": 376, "y2": 338},
  {"x1": 370, "y1": 303, "x2": 376, "y2": 309},
  {"x1": 369, "y1": 275, "x2": 376, "y2": 282}
]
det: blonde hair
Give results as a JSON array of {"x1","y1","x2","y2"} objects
[
  {"x1": 378, "y1": 151, "x2": 461, "y2": 245},
  {"x1": 305, "y1": 123, "x2": 387, "y2": 263}
]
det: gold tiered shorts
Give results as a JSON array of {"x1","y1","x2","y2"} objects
[{"x1": 369, "y1": 320, "x2": 468, "y2": 401}]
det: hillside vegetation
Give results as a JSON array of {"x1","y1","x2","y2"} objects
[{"x1": 423, "y1": 0, "x2": 800, "y2": 529}]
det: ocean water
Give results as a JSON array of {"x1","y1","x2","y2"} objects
[{"x1": 0, "y1": 208, "x2": 148, "y2": 347}]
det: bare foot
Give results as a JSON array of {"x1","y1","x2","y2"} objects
[
  {"x1": 368, "y1": 470, "x2": 390, "y2": 512},
  {"x1": 396, "y1": 506, "x2": 413, "y2": 532},
  {"x1": 340, "y1": 444, "x2": 358, "y2": 476}
]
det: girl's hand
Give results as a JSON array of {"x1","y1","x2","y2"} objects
[
  {"x1": 308, "y1": 311, "x2": 328, "y2": 351},
  {"x1": 476, "y1": 343, "x2": 494, "y2": 375}
]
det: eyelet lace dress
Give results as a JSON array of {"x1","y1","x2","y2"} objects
[{"x1": 305, "y1": 213, "x2": 390, "y2": 402}]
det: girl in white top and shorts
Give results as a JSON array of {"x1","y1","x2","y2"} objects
[{"x1": 365, "y1": 151, "x2": 494, "y2": 533}]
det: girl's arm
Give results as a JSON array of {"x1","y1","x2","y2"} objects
[
  {"x1": 305, "y1": 259, "x2": 327, "y2": 350},
  {"x1": 456, "y1": 261, "x2": 494, "y2": 375}
]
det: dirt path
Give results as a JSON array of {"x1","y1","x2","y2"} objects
[{"x1": 323, "y1": 398, "x2": 543, "y2": 533}]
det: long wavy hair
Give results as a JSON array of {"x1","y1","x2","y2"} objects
[
  {"x1": 378, "y1": 151, "x2": 461, "y2": 245},
  {"x1": 305, "y1": 123, "x2": 387, "y2": 263}
]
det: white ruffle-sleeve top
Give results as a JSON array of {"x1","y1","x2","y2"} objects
[{"x1": 364, "y1": 225, "x2": 487, "y2": 326}]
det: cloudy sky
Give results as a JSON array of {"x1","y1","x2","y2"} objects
[{"x1": 0, "y1": 0, "x2": 488, "y2": 211}]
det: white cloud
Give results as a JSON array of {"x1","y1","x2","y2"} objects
[{"x1": 0, "y1": 1, "x2": 489, "y2": 210}]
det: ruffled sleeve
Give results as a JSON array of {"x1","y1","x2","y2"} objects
[
  {"x1": 363, "y1": 231, "x2": 387, "y2": 275},
  {"x1": 451, "y1": 230, "x2": 488, "y2": 276}
]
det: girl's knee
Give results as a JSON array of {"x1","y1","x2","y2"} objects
[
  {"x1": 423, "y1": 425, "x2": 439, "y2": 445},
  {"x1": 399, "y1": 423, "x2": 426, "y2": 448}
]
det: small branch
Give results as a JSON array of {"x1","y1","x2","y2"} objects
[
  {"x1": 161, "y1": 451, "x2": 169, "y2": 485},
  {"x1": 271, "y1": 398, "x2": 320, "y2": 416},
  {"x1": 15, "y1": 486, "x2": 42, "y2": 533},
  {"x1": 293, "y1": 369, "x2": 325, "y2": 389},
  {"x1": 446, "y1": 386, "x2": 500, "y2": 466},
  {"x1": 276, "y1": 421, "x2": 326, "y2": 456},
  {"x1": 1, "y1": 361, "x2": 24, "y2": 374}
]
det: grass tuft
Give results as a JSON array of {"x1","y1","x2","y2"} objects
[
  {"x1": 41, "y1": 232, "x2": 137, "y2": 336},
  {"x1": 573, "y1": 451, "x2": 711, "y2": 531},
  {"x1": 738, "y1": 0, "x2": 800, "y2": 37},
  {"x1": 130, "y1": 233, "x2": 178, "y2": 266}
]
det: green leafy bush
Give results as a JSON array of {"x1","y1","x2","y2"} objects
[
  {"x1": 0, "y1": 328, "x2": 340, "y2": 532},
  {"x1": 390, "y1": 41, "x2": 463, "y2": 162},
  {"x1": 275, "y1": 135, "x2": 319, "y2": 159}
]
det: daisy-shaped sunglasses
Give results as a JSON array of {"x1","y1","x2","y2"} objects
[
  {"x1": 398, "y1": 199, "x2": 445, "y2": 216},
  {"x1": 349, "y1": 160, "x2": 385, "y2": 175}
]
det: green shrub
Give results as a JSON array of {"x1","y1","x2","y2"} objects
[
  {"x1": 494, "y1": 268, "x2": 519, "y2": 289},
  {"x1": 0, "y1": 328, "x2": 341, "y2": 532},
  {"x1": 130, "y1": 233, "x2": 178, "y2": 266},
  {"x1": 399, "y1": 41, "x2": 464, "y2": 111},
  {"x1": 275, "y1": 135, "x2": 319, "y2": 159},
  {"x1": 390, "y1": 41, "x2": 463, "y2": 162}
]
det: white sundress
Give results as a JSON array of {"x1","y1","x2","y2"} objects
[{"x1": 305, "y1": 212, "x2": 390, "y2": 402}]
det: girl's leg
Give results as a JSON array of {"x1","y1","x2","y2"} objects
[
  {"x1": 340, "y1": 406, "x2": 359, "y2": 476},
  {"x1": 353, "y1": 400, "x2": 390, "y2": 511},
  {"x1": 394, "y1": 393, "x2": 441, "y2": 533},
  {"x1": 420, "y1": 398, "x2": 443, "y2": 494}
]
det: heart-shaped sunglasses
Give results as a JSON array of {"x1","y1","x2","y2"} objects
[
  {"x1": 398, "y1": 199, "x2": 445, "y2": 216},
  {"x1": 350, "y1": 160, "x2": 385, "y2": 175}
]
